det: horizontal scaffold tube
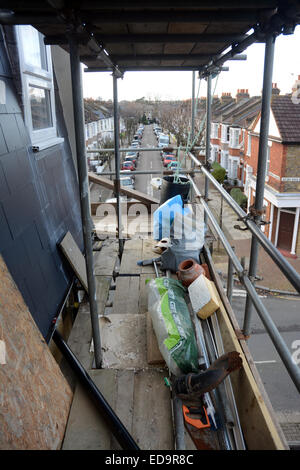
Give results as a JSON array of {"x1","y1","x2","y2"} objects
[{"x1": 87, "y1": 146, "x2": 203, "y2": 153}]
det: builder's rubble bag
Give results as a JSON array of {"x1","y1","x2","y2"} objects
[{"x1": 147, "y1": 277, "x2": 199, "y2": 376}]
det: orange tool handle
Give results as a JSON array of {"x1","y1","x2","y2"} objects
[{"x1": 182, "y1": 404, "x2": 210, "y2": 429}]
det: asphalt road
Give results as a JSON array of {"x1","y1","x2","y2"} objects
[
  {"x1": 231, "y1": 292, "x2": 300, "y2": 414},
  {"x1": 134, "y1": 124, "x2": 162, "y2": 200}
]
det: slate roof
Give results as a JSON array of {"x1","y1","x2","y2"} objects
[{"x1": 271, "y1": 94, "x2": 300, "y2": 143}]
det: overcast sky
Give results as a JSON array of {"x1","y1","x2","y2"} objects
[{"x1": 82, "y1": 25, "x2": 300, "y2": 101}]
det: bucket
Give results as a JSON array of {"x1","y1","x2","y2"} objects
[{"x1": 160, "y1": 175, "x2": 190, "y2": 205}]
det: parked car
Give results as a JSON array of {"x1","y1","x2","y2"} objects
[
  {"x1": 124, "y1": 156, "x2": 137, "y2": 167},
  {"x1": 121, "y1": 161, "x2": 135, "y2": 171},
  {"x1": 125, "y1": 151, "x2": 138, "y2": 159},
  {"x1": 129, "y1": 145, "x2": 139, "y2": 157},
  {"x1": 168, "y1": 161, "x2": 183, "y2": 172},
  {"x1": 163, "y1": 155, "x2": 177, "y2": 167},
  {"x1": 120, "y1": 176, "x2": 135, "y2": 190}
]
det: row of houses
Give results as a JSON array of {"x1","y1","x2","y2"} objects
[
  {"x1": 209, "y1": 81, "x2": 300, "y2": 258},
  {"x1": 84, "y1": 99, "x2": 125, "y2": 150}
]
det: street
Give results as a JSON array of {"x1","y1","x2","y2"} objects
[{"x1": 134, "y1": 124, "x2": 162, "y2": 200}]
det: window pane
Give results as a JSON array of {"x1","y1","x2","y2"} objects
[
  {"x1": 29, "y1": 86, "x2": 52, "y2": 130},
  {"x1": 19, "y1": 26, "x2": 48, "y2": 70}
]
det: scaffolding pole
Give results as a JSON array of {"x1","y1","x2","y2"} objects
[
  {"x1": 191, "y1": 71, "x2": 196, "y2": 169},
  {"x1": 68, "y1": 33, "x2": 102, "y2": 369},
  {"x1": 204, "y1": 74, "x2": 212, "y2": 226},
  {"x1": 243, "y1": 33, "x2": 276, "y2": 336},
  {"x1": 112, "y1": 73, "x2": 124, "y2": 255}
]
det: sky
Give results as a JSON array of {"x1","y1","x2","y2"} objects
[{"x1": 82, "y1": 25, "x2": 300, "y2": 102}]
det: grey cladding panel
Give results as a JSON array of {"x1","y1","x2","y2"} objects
[{"x1": 0, "y1": 28, "x2": 83, "y2": 339}]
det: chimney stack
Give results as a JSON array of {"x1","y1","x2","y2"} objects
[
  {"x1": 271, "y1": 83, "x2": 280, "y2": 95},
  {"x1": 220, "y1": 92, "x2": 233, "y2": 104},
  {"x1": 236, "y1": 89, "x2": 250, "y2": 103}
]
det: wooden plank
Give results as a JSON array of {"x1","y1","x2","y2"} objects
[
  {"x1": 93, "y1": 239, "x2": 118, "y2": 276},
  {"x1": 59, "y1": 231, "x2": 88, "y2": 292},
  {"x1": 67, "y1": 303, "x2": 94, "y2": 370},
  {"x1": 0, "y1": 255, "x2": 72, "y2": 450},
  {"x1": 112, "y1": 276, "x2": 140, "y2": 314},
  {"x1": 139, "y1": 273, "x2": 155, "y2": 314},
  {"x1": 95, "y1": 276, "x2": 112, "y2": 316},
  {"x1": 62, "y1": 370, "x2": 117, "y2": 450},
  {"x1": 146, "y1": 312, "x2": 165, "y2": 365},
  {"x1": 111, "y1": 370, "x2": 135, "y2": 450},
  {"x1": 119, "y1": 239, "x2": 143, "y2": 274},
  {"x1": 89, "y1": 172, "x2": 160, "y2": 206},
  {"x1": 132, "y1": 369, "x2": 174, "y2": 450}
]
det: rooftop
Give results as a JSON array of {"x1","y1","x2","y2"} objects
[{"x1": 271, "y1": 94, "x2": 300, "y2": 143}]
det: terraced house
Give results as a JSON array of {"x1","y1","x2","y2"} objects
[
  {"x1": 246, "y1": 84, "x2": 300, "y2": 258},
  {"x1": 210, "y1": 82, "x2": 300, "y2": 258}
]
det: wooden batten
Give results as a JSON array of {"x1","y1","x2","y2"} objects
[{"x1": 88, "y1": 172, "x2": 159, "y2": 206}]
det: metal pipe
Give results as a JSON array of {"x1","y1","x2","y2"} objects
[
  {"x1": 198, "y1": 30, "x2": 258, "y2": 78},
  {"x1": 188, "y1": 156, "x2": 300, "y2": 295},
  {"x1": 189, "y1": 176, "x2": 300, "y2": 393},
  {"x1": 68, "y1": 33, "x2": 102, "y2": 369},
  {"x1": 52, "y1": 329, "x2": 140, "y2": 450},
  {"x1": 227, "y1": 247, "x2": 234, "y2": 304},
  {"x1": 92, "y1": 169, "x2": 202, "y2": 176},
  {"x1": 243, "y1": 33, "x2": 276, "y2": 336},
  {"x1": 87, "y1": 146, "x2": 203, "y2": 153},
  {"x1": 112, "y1": 73, "x2": 124, "y2": 256},
  {"x1": 191, "y1": 71, "x2": 196, "y2": 170},
  {"x1": 204, "y1": 74, "x2": 212, "y2": 226}
]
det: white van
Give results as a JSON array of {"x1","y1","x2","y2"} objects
[{"x1": 158, "y1": 133, "x2": 170, "y2": 148}]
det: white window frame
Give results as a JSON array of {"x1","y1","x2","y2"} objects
[
  {"x1": 265, "y1": 144, "x2": 271, "y2": 182},
  {"x1": 17, "y1": 25, "x2": 63, "y2": 150},
  {"x1": 228, "y1": 156, "x2": 240, "y2": 179},
  {"x1": 229, "y1": 128, "x2": 240, "y2": 149},
  {"x1": 247, "y1": 133, "x2": 252, "y2": 156},
  {"x1": 211, "y1": 123, "x2": 219, "y2": 139},
  {"x1": 220, "y1": 150, "x2": 229, "y2": 170},
  {"x1": 221, "y1": 124, "x2": 229, "y2": 143}
]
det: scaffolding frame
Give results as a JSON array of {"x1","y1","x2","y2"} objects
[{"x1": 2, "y1": 2, "x2": 300, "y2": 448}]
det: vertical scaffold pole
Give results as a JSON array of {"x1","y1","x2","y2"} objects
[
  {"x1": 204, "y1": 74, "x2": 212, "y2": 226},
  {"x1": 112, "y1": 73, "x2": 124, "y2": 256},
  {"x1": 191, "y1": 71, "x2": 196, "y2": 169},
  {"x1": 243, "y1": 33, "x2": 276, "y2": 336},
  {"x1": 68, "y1": 33, "x2": 102, "y2": 368}
]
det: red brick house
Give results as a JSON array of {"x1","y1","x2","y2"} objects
[{"x1": 245, "y1": 91, "x2": 300, "y2": 257}]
